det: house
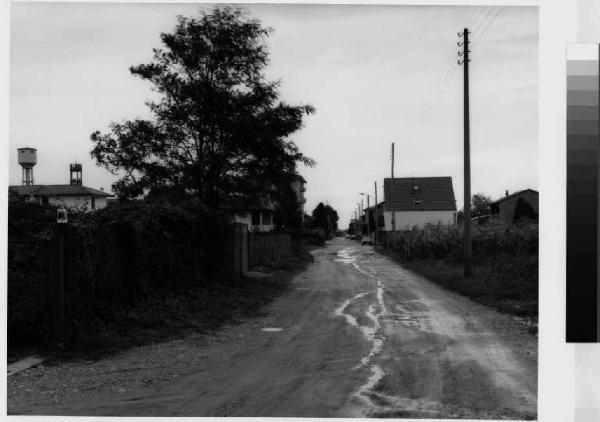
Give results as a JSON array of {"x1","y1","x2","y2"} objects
[
  {"x1": 234, "y1": 206, "x2": 275, "y2": 232},
  {"x1": 490, "y1": 189, "x2": 538, "y2": 224},
  {"x1": 234, "y1": 174, "x2": 307, "y2": 232},
  {"x1": 9, "y1": 163, "x2": 113, "y2": 211},
  {"x1": 382, "y1": 177, "x2": 457, "y2": 230},
  {"x1": 290, "y1": 175, "x2": 307, "y2": 223},
  {"x1": 233, "y1": 195, "x2": 276, "y2": 232}
]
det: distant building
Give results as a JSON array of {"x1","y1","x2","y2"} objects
[
  {"x1": 9, "y1": 161, "x2": 113, "y2": 211},
  {"x1": 490, "y1": 189, "x2": 539, "y2": 224},
  {"x1": 290, "y1": 175, "x2": 307, "y2": 223},
  {"x1": 234, "y1": 174, "x2": 307, "y2": 232},
  {"x1": 383, "y1": 177, "x2": 457, "y2": 230},
  {"x1": 234, "y1": 198, "x2": 276, "y2": 232}
]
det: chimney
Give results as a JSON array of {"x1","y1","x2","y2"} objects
[{"x1": 505, "y1": 190, "x2": 509, "y2": 197}]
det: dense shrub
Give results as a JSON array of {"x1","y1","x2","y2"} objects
[
  {"x1": 7, "y1": 198, "x2": 58, "y2": 346},
  {"x1": 290, "y1": 228, "x2": 327, "y2": 246},
  {"x1": 8, "y1": 199, "x2": 235, "y2": 347},
  {"x1": 8, "y1": 195, "x2": 57, "y2": 239}
]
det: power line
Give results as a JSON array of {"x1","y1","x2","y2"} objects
[
  {"x1": 473, "y1": 7, "x2": 503, "y2": 43},
  {"x1": 411, "y1": 6, "x2": 490, "y2": 130}
]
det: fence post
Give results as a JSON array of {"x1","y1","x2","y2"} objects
[{"x1": 53, "y1": 224, "x2": 66, "y2": 341}]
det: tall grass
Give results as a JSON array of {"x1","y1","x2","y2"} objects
[
  {"x1": 384, "y1": 218, "x2": 538, "y2": 319},
  {"x1": 385, "y1": 218, "x2": 538, "y2": 261}
]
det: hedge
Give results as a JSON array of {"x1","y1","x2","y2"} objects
[{"x1": 7, "y1": 199, "x2": 234, "y2": 347}]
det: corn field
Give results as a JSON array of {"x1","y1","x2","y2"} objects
[{"x1": 385, "y1": 218, "x2": 538, "y2": 262}]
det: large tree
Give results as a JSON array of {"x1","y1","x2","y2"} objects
[
  {"x1": 311, "y1": 202, "x2": 339, "y2": 233},
  {"x1": 91, "y1": 7, "x2": 314, "y2": 208}
]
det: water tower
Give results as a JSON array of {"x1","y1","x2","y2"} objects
[
  {"x1": 70, "y1": 163, "x2": 82, "y2": 186},
  {"x1": 17, "y1": 147, "x2": 37, "y2": 186}
]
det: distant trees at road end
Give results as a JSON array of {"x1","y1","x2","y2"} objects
[{"x1": 309, "y1": 203, "x2": 339, "y2": 236}]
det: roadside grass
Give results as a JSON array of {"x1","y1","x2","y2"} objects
[
  {"x1": 379, "y1": 220, "x2": 538, "y2": 327},
  {"x1": 383, "y1": 250, "x2": 538, "y2": 323},
  {"x1": 40, "y1": 241, "x2": 315, "y2": 362}
]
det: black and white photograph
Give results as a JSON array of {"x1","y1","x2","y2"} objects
[{"x1": 5, "y1": 2, "x2": 539, "y2": 419}]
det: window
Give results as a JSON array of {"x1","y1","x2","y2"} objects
[
  {"x1": 91, "y1": 197, "x2": 96, "y2": 210},
  {"x1": 262, "y1": 210, "x2": 272, "y2": 226},
  {"x1": 414, "y1": 199, "x2": 423, "y2": 207},
  {"x1": 251, "y1": 210, "x2": 261, "y2": 226}
]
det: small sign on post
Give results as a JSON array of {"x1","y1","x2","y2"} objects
[{"x1": 57, "y1": 208, "x2": 68, "y2": 224}]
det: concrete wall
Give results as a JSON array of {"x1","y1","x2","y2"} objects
[
  {"x1": 229, "y1": 223, "x2": 249, "y2": 276},
  {"x1": 228, "y1": 225, "x2": 291, "y2": 274},
  {"x1": 381, "y1": 210, "x2": 455, "y2": 230},
  {"x1": 248, "y1": 232, "x2": 291, "y2": 268}
]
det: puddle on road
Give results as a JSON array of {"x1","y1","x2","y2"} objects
[
  {"x1": 335, "y1": 247, "x2": 358, "y2": 264},
  {"x1": 261, "y1": 327, "x2": 283, "y2": 332}
]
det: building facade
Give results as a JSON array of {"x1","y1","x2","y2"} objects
[
  {"x1": 490, "y1": 189, "x2": 539, "y2": 224},
  {"x1": 382, "y1": 177, "x2": 457, "y2": 230},
  {"x1": 9, "y1": 163, "x2": 113, "y2": 211}
]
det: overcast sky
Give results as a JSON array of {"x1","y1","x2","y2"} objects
[{"x1": 10, "y1": 3, "x2": 538, "y2": 226}]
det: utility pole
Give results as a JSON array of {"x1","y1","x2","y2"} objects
[
  {"x1": 390, "y1": 142, "x2": 396, "y2": 233},
  {"x1": 458, "y1": 27, "x2": 472, "y2": 278},
  {"x1": 357, "y1": 202, "x2": 362, "y2": 239},
  {"x1": 374, "y1": 181, "x2": 378, "y2": 245},
  {"x1": 360, "y1": 193, "x2": 371, "y2": 242},
  {"x1": 366, "y1": 195, "x2": 371, "y2": 241}
]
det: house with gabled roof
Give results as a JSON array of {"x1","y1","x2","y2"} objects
[
  {"x1": 490, "y1": 189, "x2": 538, "y2": 224},
  {"x1": 383, "y1": 177, "x2": 457, "y2": 230},
  {"x1": 9, "y1": 163, "x2": 113, "y2": 211}
]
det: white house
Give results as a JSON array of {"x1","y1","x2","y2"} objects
[
  {"x1": 9, "y1": 163, "x2": 113, "y2": 211},
  {"x1": 234, "y1": 174, "x2": 307, "y2": 232},
  {"x1": 9, "y1": 184, "x2": 113, "y2": 211},
  {"x1": 234, "y1": 207, "x2": 275, "y2": 232},
  {"x1": 382, "y1": 177, "x2": 457, "y2": 230}
]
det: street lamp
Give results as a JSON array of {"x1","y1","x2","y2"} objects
[{"x1": 359, "y1": 193, "x2": 371, "y2": 242}]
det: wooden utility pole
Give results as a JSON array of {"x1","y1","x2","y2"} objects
[
  {"x1": 458, "y1": 28, "x2": 472, "y2": 278},
  {"x1": 374, "y1": 181, "x2": 378, "y2": 245},
  {"x1": 361, "y1": 198, "x2": 364, "y2": 237},
  {"x1": 366, "y1": 195, "x2": 371, "y2": 241},
  {"x1": 390, "y1": 142, "x2": 396, "y2": 232},
  {"x1": 357, "y1": 202, "x2": 362, "y2": 238}
]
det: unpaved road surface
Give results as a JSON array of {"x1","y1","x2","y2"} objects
[{"x1": 9, "y1": 238, "x2": 537, "y2": 418}]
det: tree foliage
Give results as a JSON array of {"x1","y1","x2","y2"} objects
[
  {"x1": 311, "y1": 202, "x2": 339, "y2": 233},
  {"x1": 273, "y1": 179, "x2": 303, "y2": 230},
  {"x1": 91, "y1": 7, "x2": 315, "y2": 208},
  {"x1": 471, "y1": 192, "x2": 492, "y2": 217}
]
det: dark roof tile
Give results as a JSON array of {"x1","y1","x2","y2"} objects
[
  {"x1": 9, "y1": 184, "x2": 113, "y2": 197},
  {"x1": 383, "y1": 177, "x2": 456, "y2": 211}
]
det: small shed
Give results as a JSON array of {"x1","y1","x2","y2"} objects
[{"x1": 490, "y1": 189, "x2": 538, "y2": 223}]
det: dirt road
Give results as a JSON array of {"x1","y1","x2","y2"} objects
[{"x1": 9, "y1": 238, "x2": 537, "y2": 418}]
